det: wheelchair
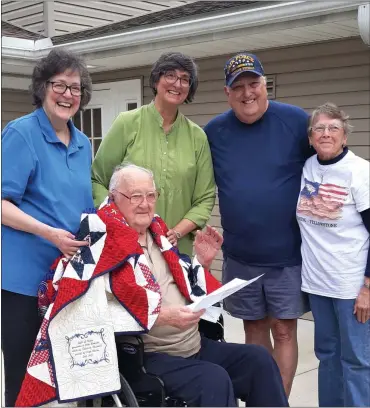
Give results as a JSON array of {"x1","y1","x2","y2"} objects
[{"x1": 83, "y1": 316, "x2": 225, "y2": 407}]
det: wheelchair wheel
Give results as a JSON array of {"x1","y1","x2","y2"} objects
[
  {"x1": 118, "y1": 374, "x2": 140, "y2": 407},
  {"x1": 79, "y1": 374, "x2": 139, "y2": 407}
]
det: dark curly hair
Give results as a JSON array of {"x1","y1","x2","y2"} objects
[
  {"x1": 149, "y1": 52, "x2": 198, "y2": 104},
  {"x1": 30, "y1": 48, "x2": 92, "y2": 110}
]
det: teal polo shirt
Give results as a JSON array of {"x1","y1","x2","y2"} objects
[{"x1": 2, "y1": 107, "x2": 94, "y2": 296}]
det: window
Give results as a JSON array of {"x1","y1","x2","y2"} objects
[
  {"x1": 127, "y1": 102, "x2": 138, "y2": 111},
  {"x1": 73, "y1": 108, "x2": 102, "y2": 157},
  {"x1": 266, "y1": 75, "x2": 276, "y2": 99}
]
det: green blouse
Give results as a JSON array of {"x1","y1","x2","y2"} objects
[{"x1": 91, "y1": 102, "x2": 216, "y2": 256}]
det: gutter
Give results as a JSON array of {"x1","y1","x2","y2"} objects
[{"x1": 1, "y1": 0, "x2": 365, "y2": 60}]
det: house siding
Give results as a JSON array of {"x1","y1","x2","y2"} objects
[
  {"x1": 1, "y1": 89, "x2": 33, "y2": 130},
  {"x1": 2, "y1": 37, "x2": 369, "y2": 280},
  {"x1": 92, "y1": 38, "x2": 369, "y2": 161}
]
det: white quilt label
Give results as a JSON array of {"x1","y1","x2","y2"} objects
[{"x1": 66, "y1": 329, "x2": 109, "y2": 368}]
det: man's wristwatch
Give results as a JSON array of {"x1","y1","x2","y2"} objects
[
  {"x1": 173, "y1": 229, "x2": 182, "y2": 239},
  {"x1": 364, "y1": 280, "x2": 370, "y2": 290}
]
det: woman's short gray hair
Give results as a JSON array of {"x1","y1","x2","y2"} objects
[
  {"x1": 149, "y1": 51, "x2": 198, "y2": 103},
  {"x1": 309, "y1": 102, "x2": 353, "y2": 136},
  {"x1": 109, "y1": 163, "x2": 156, "y2": 192}
]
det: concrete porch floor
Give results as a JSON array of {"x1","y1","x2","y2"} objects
[{"x1": 223, "y1": 312, "x2": 318, "y2": 407}]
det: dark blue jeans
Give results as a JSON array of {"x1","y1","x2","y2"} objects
[
  {"x1": 309, "y1": 294, "x2": 370, "y2": 407},
  {"x1": 144, "y1": 336, "x2": 288, "y2": 407}
]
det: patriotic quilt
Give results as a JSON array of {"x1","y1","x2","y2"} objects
[{"x1": 16, "y1": 201, "x2": 221, "y2": 407}]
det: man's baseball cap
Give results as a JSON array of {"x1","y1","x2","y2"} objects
[{"x1": 224, "y1": 52, "x2": 264, "y2": 87}]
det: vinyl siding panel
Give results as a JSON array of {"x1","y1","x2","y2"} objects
[{"x1": 1, "y1": 90, "x2": 33, "y2": 130}]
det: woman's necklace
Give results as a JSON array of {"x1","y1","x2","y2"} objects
[{"x1": 319, "y1": 167, "x2": 329, "y2": 183}]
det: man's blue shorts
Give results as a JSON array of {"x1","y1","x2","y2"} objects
[{"x1": 222, "y1": 256, "x2": 310, "y2": 320}]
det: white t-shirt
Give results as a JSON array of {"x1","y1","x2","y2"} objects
[{"x1": 296, "y1": 150, "x2": 369, "y2": 299}]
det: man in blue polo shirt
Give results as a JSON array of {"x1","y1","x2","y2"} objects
[{"x1": 204, "y1": 52, "x2": 311, "y2": 397}]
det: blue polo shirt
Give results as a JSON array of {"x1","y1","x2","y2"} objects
[
  {"x1": 2, "y1": 108, "x2": 94, "y2": 296},
  {"x1": 204, "y1": 101, "x2": 310, "y2": 267}
]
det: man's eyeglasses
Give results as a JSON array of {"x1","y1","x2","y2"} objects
[
  {"x1": 47, "y1": 81, "x2": 83, "y2": 96},
  {"x1": 311, "y1": 124, "x2": 343, "y2": 135},
  {"x1": 114, "y1": 190, "x2": 160, "y2": 204},
  {"x1": 163, "y1": 72, "x2": 191, "y2": 88}
]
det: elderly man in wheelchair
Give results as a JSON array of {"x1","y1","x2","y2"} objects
[{"x1": 16, "y1": 164, "x2": 288, "y2": 407}]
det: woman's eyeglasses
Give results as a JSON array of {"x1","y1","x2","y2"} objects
[
  {"x1": 163, "y1": 72, "x2": 191, "y2": 88},
  {"x1": 47, "y1": 81, "x2": 83, "y2": 96},
  {"x1": 311, "y1": 124, "x2": 343, "y2": 135}
]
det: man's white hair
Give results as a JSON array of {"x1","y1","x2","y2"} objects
[
  {"x1": 109, "y1": 163, "x2": 156, "y2": 192},
  {"x1": 226, "y1": 75, "x2": 267, "y2": 88}
]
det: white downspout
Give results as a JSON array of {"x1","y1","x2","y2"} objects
[{"x1": 358, "y1": 3, "x2": 370, "y2": 46}]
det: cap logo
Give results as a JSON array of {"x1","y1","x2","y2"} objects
[
  {"x1": 224, "y1": 53, "x2": 264, "y2": 85},
  {"x1": 226, "y1": 55, "x2": 255, "y2": 75}
]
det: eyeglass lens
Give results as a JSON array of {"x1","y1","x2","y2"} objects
[
  {"x1": 50, "y1": 82, "x2": 82, "y2": 96},
  {"x1": 164, "y1": 72, "x2": 191, "y2": 87}
]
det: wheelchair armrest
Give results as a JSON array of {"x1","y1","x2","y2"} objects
[{"x1": 116, "y1": 336, "x2": 146, "y2": 381}]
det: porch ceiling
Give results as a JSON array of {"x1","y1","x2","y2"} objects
[
  {"x1": 1, "y1": 4, "x2": 360, "y2": 76},
  {"x1": 82, "y1": 10, "x2": 359, "y2": 73}
]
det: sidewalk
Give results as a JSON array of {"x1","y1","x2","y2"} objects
[
  {"x1": 2, "y1": 316, "x2": 318, "y2": 407},
  {"x1": 223, "y1": 313, "x2": 318, "y2": 407}
]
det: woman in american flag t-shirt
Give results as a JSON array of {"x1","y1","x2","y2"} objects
[{"x1": 297, "y1": 102, "x2": 370, "y2": 407}]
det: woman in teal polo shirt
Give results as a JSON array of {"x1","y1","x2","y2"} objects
[{"x1": 1, "y1": 49, "x2": 94, "y2": 407}]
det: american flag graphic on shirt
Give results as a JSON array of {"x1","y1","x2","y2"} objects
[{"x1": 297, "y1": 178, "x2": 348, "y2": 220}]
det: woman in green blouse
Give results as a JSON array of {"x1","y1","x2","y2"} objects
[{"x1": 91, "y1": 52, "x2": 216, "y2": 256}]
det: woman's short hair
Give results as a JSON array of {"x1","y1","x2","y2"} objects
[
  {"x1": 149, "y1": 52, "x2": 198, "y2": 103},
  {"x1": 30, "y1": 48, "x2": 92, "y2": 110},
  {"x1": 309, "y1": 102, "x2": 353, "y2": 136}
]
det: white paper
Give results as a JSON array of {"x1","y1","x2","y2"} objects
[{"x1": 188, "y1": 275, "x2": 263, "y2": 313}]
